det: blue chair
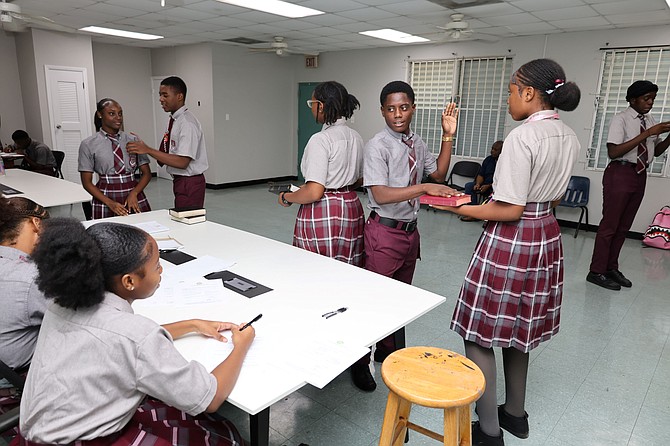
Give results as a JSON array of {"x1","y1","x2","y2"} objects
[{"x1": 558, "y1": 176, "x2": 590, "y2": 238}]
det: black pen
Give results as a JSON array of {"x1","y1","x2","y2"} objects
[{"x1": 239, "y1": 314, "x2": 262, "y2": 331}]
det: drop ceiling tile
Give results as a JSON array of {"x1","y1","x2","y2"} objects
[
  {"x1": 297, "y1": 0, "x2": 368, "y2": 13},
  {"x1": 481, "y1": 12, "x2": 542, "y2": 26},
  {"x1": 377, "y1": 0, "x2": 448, "y2": 15},
  {"x1": 270, "y1": 19, "x2": 328, "y2": 31},
  {"x1": 184, "y1": 1, "x2": 248, "y2": 15},
  {"x1": 336, "y1": 7, "x2": 398, "y2": 21},
  {"x1": 607, "y1": 10, "x2": 670, "y2": 25},
  {"x1": 224, "y1": 11, "x2": 289, "y2": 24},
  {"x1": 102, "y1": 0, "x2": 170, "y2": 13},
  {"x1": 549, "y1": 16, "x2": 611, "y2": 30},
  {"x1": 368, "y1": 16, "x2": 425, "y2": 29},
  {"x1": 77, "y1": 3, "x2": 145, "y2": 19},
  {"x1": 591, "y1": 1, "x2": 666, "y2": 15},
  {"x1": 510, "y1": 0, "x2": 587, "y2": 12},
  {"x1": 506, "y1": 22, "x2": 559, "y2": 33},
  {"x1": 454, "y1": 3, "x2": 524, "y2": 17},
  {"x1": 156, "y1": 7, "x2": 213, "y2": 21},
  {"x1": 300, "y1": 14, "x2": 357, "y2": 26},
  {"x1": 238, "y1": 23, "x2": 294, "y2": 35},
  {"x1": 532, "y1": 6, "x2": 599, "y2": 21},
  {"x1": 333, "y1": 21, "x2": 377, "y2": 32},
  {"x1": 201, "y1": 15, "x2": 255, "y2": 28}
]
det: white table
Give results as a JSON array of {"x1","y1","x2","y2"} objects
[
  {"x1": 97, "y1": 210, "x2": 446, "y2": 446},
  {"x1": 0, "y1": 168, "x2": 89, "y2": 208},
  {"x1": 1, "y1": 152, "x2": 24, "y2": 168}
]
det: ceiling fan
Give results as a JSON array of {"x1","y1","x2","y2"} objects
[
  {"x1": 0, "y1": 0, "x2": 74, "y2": 33},
  {"x1": 437, "y1": 14, "x2": 474, "y2": 40},
  {"x1": 249, "y1": 36, "x2": 306, "y2": 57}
]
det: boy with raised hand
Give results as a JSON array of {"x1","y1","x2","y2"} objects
[{"x1": 350, "y1": 80, "x2": 458, "y2": 391}]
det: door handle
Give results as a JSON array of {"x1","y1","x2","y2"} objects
[{"x1": 56, "y1": 125, "x2": 62, "y2": 129}]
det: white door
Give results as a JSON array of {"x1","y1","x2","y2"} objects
[
  {"x1": 45, "y1": 66, "x2": 91, "y2": 183},
  {"x1": 152, "y1": 76, "x2": 173, "y2": 180}
]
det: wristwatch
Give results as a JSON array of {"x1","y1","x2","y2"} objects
[{"x1": 280, "y1": 192, "x2": 291, "y2": 206}]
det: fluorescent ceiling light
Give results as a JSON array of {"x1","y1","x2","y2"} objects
[
  {"x1": 215, "y1": 0, "x2": 324, "y2": 18},
  {"x1": 79, "y1": 26, "x2": 163, "y2": 41},
  {"x1": 666, "y1": 0, "x2": 670, "y2": 8},
  {"x1": 360, "y1": 29, "x2": 430, "y2": 44}
]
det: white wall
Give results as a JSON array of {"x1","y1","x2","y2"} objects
[
  {"x1": 28, "y1": 29, "x2": 96, "y2": 149},
  {"x1": 0, "y1": 32, "x2": 26, "y2": 147},
  {"x1": 294, "y1": 25, "x2": 670, "y2": 233},
  {"x1": 92, "y1": 43, "x2": 154, "y2": 146},
  {"x1": 211, "y1": 44, "x2": 296, "y2": 184}
]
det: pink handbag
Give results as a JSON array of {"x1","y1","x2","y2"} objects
[{"x1": 643, "y1": 206, "x2": 670, "y2": 250}]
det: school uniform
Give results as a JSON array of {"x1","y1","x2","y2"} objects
[
  {"x1": 451, "y1": 110, "x2": 580, "y2": 352},
  {"x1": 590, "y1": 107, "x2": 660, "y2": 274},
  {"x1": 18, "y1": 293, "x2": 243, "y2": 445},
  {"x1": 363, "y1": 126, "x2": 436, "y2": 283},
  {"x1": 20, "y1": 141, "x2": 56, "y2": 175},
  {"x1": 78, "y1": 130, "x2": 151, "y2": 219},
  {"x1": 294, "y1": 118, "x2": 365, "y2": 266},
  {"x1": 162, "y1": 106, "x2": 209, "y2": 208},
  {"x1": 0, "y1": 246, "x2": 47, "y2": 370}
]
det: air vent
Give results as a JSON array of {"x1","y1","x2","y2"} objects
[
  {"x1": 426, "y1": 0, "x2": 502, "y2": 8},
  {"x1": 222, "y1": 37, "x2": 266, "y2": 45}
]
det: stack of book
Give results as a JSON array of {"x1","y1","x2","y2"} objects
[{"x1": 169, "y1": 207, "x2": 206, "y2": 225}]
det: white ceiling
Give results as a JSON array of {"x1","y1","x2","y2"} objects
[{"x1": 6, "y1": 0, "x2": 670, "y2": 53}]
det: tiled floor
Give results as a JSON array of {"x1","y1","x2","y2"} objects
[{"x1": 59, "y1": 178, "x2": 670, "y2": 445}]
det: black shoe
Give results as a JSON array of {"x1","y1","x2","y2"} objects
[
  {"x1": 498, "y1": 405, "x2": 529, "y2": 439},
  {"x1": 350, "y1": 363, "x2": 376, "y2": 391},
  {"x1": 373, "y1": 347, "x2": 393, "y2": 363},
  {"x1": 472, "y1": 421, "x2": 504, "y2": 446},
  {"x1": 586, "y1": 272, "x2": 621, "y2": 291},
  {"x1": 606, "y1": 269, "x2": 632, "y2": 288}
]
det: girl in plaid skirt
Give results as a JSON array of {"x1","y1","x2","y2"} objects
[
  {"x1": 79, "y1": 98, "x2": 152, "y2": 220},
  {"x1": 14, "y1": 219, "x2": 254, "y2": 445},
  {"x1": 434, "y1": 59, "x2": 581, "y2": 445},
  {"x1": 278, "y1": 81, "x2": 365, "y2": 266}
]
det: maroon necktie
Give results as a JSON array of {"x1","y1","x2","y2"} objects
[
  {"x1": 403, "y1": 137, "x2": 417, "y2": 205},
  {"x1": 160, "y1": 116, "x2": 174, "y2": 154},
  {"x1": 636, "y1": 114, "x2": 648, "y2": 175},
  {"x1": 106, "y1": 133, "x2": 124, "y2": 174}
]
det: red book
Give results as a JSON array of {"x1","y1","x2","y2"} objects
[{"x1": 419, "y1": 194, "x2": 471, "y2": 207}]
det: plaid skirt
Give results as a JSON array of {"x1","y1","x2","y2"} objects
[
  {"x1": 451, "y1": 202, "x2": 564, "y2": 352},
  {"x1": 92, "y1": 173, "x2": 151, "y2": 220},
  {"x1": 293, "y1": 188, "x2": 365, "y2": 266},
  {"x1": 10, "y1": 398, "x2": 244, "y2": 446}
]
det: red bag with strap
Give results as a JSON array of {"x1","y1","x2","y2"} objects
[{"x1": 643, "y1": 206, "x2": 670, "y2": 250}]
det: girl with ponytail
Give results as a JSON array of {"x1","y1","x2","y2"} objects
[
  {"x1": 18, "y1": 219, "x2": 254, "y2": 445},
  {"x1": 278, "y1": 81, "x2": 365, "y2": 266},
  {"x1": 435, "y1": 59, "x2": 581, "y2": 445}
]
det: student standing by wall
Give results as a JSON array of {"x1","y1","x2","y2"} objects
[
  {"x1": 278, "y1": 81, "x2": 365, "y2": 266},
  {"x1": 79, "y1": 98, "x2": 152, "y2": 219},
  {"x1": 350, "y1": 81, "x2": 458, "y2": 391},
  {"x1": 435, "y1": 59, "x2": 581, "y2": 445},
  {"x1": 127, "y1": 76, "x2": 209, "y2": 209},
  {"x1": 587, "y1": 80, "x2": 670, "y2": 290},
  {"x1": 17, "y1": 219, "x2": 254, "y2": 444}
]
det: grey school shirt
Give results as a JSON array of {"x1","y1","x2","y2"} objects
[
  {"x1": 23, "y1": 140, "x2": 56, "y2": 168},
  {"x1": 78, "y1": 130, "x2": 150, "y2": 175},
  {"x1": 364, "y1": 126, "x2": 437, "y2": 221},
  {"x1": 0, "y1": 246, "x2": 47, "y2": 369},
  {"x1": 20, "y1": 292, "x2": 217, "y2": 443}
]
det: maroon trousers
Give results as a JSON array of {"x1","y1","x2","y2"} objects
[
  {"x1": 590, "y1": 162, "x2": 646, "y2": 274},
  {"x1": 173, "y1": 174, "x2": 205, "y2": 209},
  {"x1": 357, "y1": 217, "x2": 420, "y2": 364}
]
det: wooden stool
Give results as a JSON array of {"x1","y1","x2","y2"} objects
[{"x1": 378, "y1": 346, "x2": 485, "y2": 446}]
